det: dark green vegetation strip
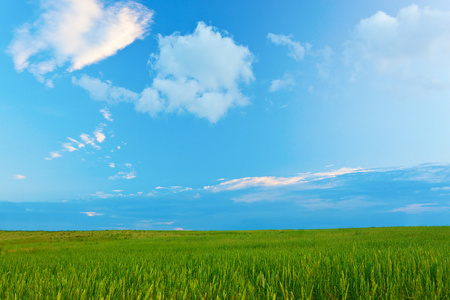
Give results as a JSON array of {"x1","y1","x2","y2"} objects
[{"x1": 0, "y1": 227, "x2": 449, "y2": 299}]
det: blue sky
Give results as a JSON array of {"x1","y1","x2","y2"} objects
[{"x1": 1, "y1": 0, "x2": 450, "y2": 230}]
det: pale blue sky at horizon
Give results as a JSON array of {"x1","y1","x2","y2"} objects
[{"x1": 1, "y1": 0, "x2": 450, "y2": 230}]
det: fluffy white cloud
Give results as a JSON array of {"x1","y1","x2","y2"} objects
[
  {"x1": 8, "y1": 0, "x2": 153, "y2": 84},
  {"x1": 205, "y1": 167, "x2": 368, "y2": 192},
  {"x1": 267, "y1": 33, "x2": 307, "y2": 61},
  {"x1": 75, "y1": 22, "x2": 255, "y2": 123},
  {"x1": 346, "y1": 5, "x2": 450, "y2": 92},
  {"x1": 13, "y1": 174, "x2": 26, "y2": 180}
]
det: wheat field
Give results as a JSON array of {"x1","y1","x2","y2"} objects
[{"x1": 0, "y1": 227, "x2": 448, "y2": 299}]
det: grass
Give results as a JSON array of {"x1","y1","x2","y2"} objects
[{"x1": 0, "y1": 226, "x2": 449, "y2": 299}]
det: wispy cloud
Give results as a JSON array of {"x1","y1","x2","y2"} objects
[
  {"x1": 72, "y1": 76, "x2": 139, "y2": 103},
  {"x1": 154, "y1": 186, "x2": 193, "y2": 194},
  {"x1": 431, "y1": 187, "x2": 450, "y2": 192},
  {"x1": 91, "y1": 191, "x2": 116, "y2": 199},
  {"x1": 109, "y1": 170, "x2": 136, "y2": 180},
  {"x1": 8, "y1": 0, "x2": 153, "y2": 85},
  {"x1": 390, "y1": 203, "x2": 450, "y2": 214},
  {"x1": 13, "y1": 174, "x2": 26, "y2": 180},
  {"x1": 206, "y1": 167, "x2": 368, "y2": 192},
  {"x1": 81, "y1": 211, "x2": 103, "y2": 217},
  {"x1": 62, "y1": 143, "x2": 78, "y2": 152},
  {"x1": 269, "y1": 74, "x2": 296, "y2": 92},
  {"x1": 80, "y1": 133, "x2": 100, "y2": 150},
  {"x1": 100, "y1": 108, "x2": 113, "y2": 122},
  {"x1": 45, "y1": 151, "x2": 62, "y2": 160},
  {"x1": 267, "y1": 33, "x2": 307, "y2": 61},
  {"x1": 153, "y1": 221, "x2": 174, "y2": 225},
  {"x1": 46, "y1": 119, "x2": 110, "y2": 161},
  {"x1": 68, "y1": 137, "x2": 85, "y2": 148}
]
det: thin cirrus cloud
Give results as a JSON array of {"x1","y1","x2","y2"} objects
[
  {"x1": 74, "y1": 22, "x2": 255, "y2": 123},
  {"x1": 109, "y1": 170, "x2": 137, "y2": 180},
  {"x1": 72, "y1": 76, "x2": 139, "y2": 103},
  {"x1": 269, "y1": 74, "x2": 296, "y2": 92},
  {"x1": 389, "y1": 203, "x2": 450, "y2": 214},
  {"x1": 345, "y1": 5, "x2": 450, "y2": 94},
  {"x1": 7, "y1": 0, "x2": 153, "y2": 86},
  {"x1": 100, "y1": 108, "x2": 113, "y2": 122},
  {"x1": 267, "y1": 33, "x2": 307, "y2": 61},
  {"x1": 45, "y1": 122, "x2": 107, "y2": 160},
  {"x1": 266, "y1": 34, "x2": 332, "y2": 91},
  {"x1": 205, "y1": 167, "x2": 368, "y2": 192},
  {"x1": 81, "y1": 212, "x2": 103, "y2": 217},
  {"x1": 13, "y1": 174, "x2": 26, "y2": 180}
]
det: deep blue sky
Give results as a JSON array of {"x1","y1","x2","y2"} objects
[{"x1": 1, "y1": 0, "x2": 449, "y2": 230}]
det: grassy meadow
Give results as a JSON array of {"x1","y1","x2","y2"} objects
[{"x1": 0, "y1": 227, "x2": 449, "y2": 299}]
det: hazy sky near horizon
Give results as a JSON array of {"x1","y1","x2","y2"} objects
[{"x1": 1, "y1": 0, "x2": 450, "y2": 230}]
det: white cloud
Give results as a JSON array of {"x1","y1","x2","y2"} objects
[
  {"x1": 390, "y1": 203, "x2": 450, "y2": 214},
  {"x1": 91, "y1": 191, "x2": 115, "y2": 199},
  {"x1": 205, "y1": 167, "x2": 368, "y2": 192},
  {"x1": 46, "y1": 124, "x2": 107, "y2": 161},
  {"x1": 109, "y1": 163, "x2": 115, "y2": 168},
  {"x1": 8, "y1": 0, "x2": 153, "y2": 83},
  {"x1": 68, "y1": 137, "x2": 85, "y2": 148},
  {"x1": 153, "y1": 221, "x2": 174, "y2": 225},
  {"x1": 14, "y1": 174, "x2": 26, "y2": 180},
  {"x1": 100, "y1": 108, "x2": 113, "y2": 122},
  {"x1": 45, "y1": 151, "x2": 62, "y2": 160},
  {"x1": 231, "y1": 191, "x2": 286, "y2": 203},
  {"x1": 267, "y1": 33, "x2": 307, "y2": 61},
  {"x1": 346, "y1": 5, "x2": 450, "y2": 93},
  {"x1": 269, "y1": 74, "x2": 295, "y2": 92},
  {"x1": 431, "y1": 186, "x2": 450, "y2": 191},
  {"x1": 75, "y1": 22, "x2": 255, "y2": 123},
  {"x1": 113, "y1": 189, "x2": 123, "y2": 193},
  {"x1": 80, "y1": 133, "x2": 101, "y2": 149},
  {"x1": 124, "y1": 163, "x2": 132, "y2": 168},
  {"x1": 72, "y1": 75, "x2": 139, "y2": 103},
  {"x1": 62, "y1": 143, "x2": 78, "y2": 152},
  {"x1": 94, "y1": 125, "x2": 106, "y2": 143},
  {"x1": 81, "y1": 211, "x2": 103, "y2": 217},
  {"x1": 174, "y1": 227, "x2": 184, "y2": 231},
  {"x1": 153, "y1": 186, "x2": 193, "y2": 194},
  {"x1": 109, "y1": 170, "x2": 136, "y2": 180}
]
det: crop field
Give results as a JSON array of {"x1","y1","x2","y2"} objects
[{"x1": 0, "y1": 227, "x2": 449, "y2": 299}]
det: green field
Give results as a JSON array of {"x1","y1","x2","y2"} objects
[{"x1": 0, "y1": 227, "x2": 449, "y2": 299}]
